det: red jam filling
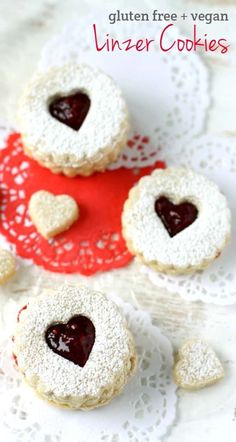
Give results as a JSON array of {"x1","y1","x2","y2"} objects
[
  {"x1": 17, "y1": 305, "x2": 27, "y2": 322},
  {"x1": 45, "y1": 315, "x2": 95, "y2": 367},
  {"x1": 155, "y1": 196, "x2": 198, "y2": 237},
  {"x1": 49, "y1": 92, "x2": 90, "y2": 131},
  {"x1": 12, "y1": 353, "x2": 18, "y2": 365}
]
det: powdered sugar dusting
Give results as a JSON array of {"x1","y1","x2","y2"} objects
[
  {"x1": 13, "y1": 286, "x2": 136, "y2": 401},
  {"x1": 122, "y1": 168, "x2": 231, "y2": 271},
  {"x1": 18, "y1": 64, "x2": 129, "y2": 168},
  {"x1": 175, "y1": 339, "x2": 224, "y2": 388}
]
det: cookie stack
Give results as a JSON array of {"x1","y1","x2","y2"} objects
[{"x1": 18, "y1": 64, "x2": 129, "y2": 177}]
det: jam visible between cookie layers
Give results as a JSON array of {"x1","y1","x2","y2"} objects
[
  {"x1": 17, "y1": 304, "x2": 28, "y2": 322},
  {"x1": 49, "y1": 92, "x2": 91, "y2": 131},
  {"x1": 12, "y1": 353, "x2": 18, "y2": 365},
  {"x1": 45, "y1": 315, "x2": 95, "y2": 367},
  {"x1": 155, "y1": 196, "x2": 198, "y2": 237}
]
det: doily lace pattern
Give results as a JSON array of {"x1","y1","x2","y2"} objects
[
  {"x1": 0, "y1": 296, "x2": 177, "y2": 442},
  {"x1": 143, "y1": 135, "x2": 236, "y2": 305}
]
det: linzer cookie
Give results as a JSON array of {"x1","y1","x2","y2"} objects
[
  {"x1": 173, "y1": 339, "x2": 224, "y2": 390},
  {"x1": 122, "y1": 167, "x2": 231, "y2": 274},
  {"x1": 13, "y1": 286, "x2": 137, "y2": 410},
  {"x1": 18, "y1": 64, "x2": 129, "y2": 177}
]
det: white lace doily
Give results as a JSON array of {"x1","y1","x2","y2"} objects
[
  {"x1": 0, "y1": 294, "x2": 176, "y2": 442},
  {"x1": 143, "y1": 134, "x2": 236, "y2": 305},
  {"x1": 39, "y1": 16, "x2": 209, "y2": 169}
]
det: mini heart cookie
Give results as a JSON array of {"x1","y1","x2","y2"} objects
[
  {"x1": 28, "y1": 190, "x2": 79, "y2": 239},
  {"x1": 122, "y1": 167, "x2": 231, "y2": 274},
  {"x1": 13, "y1": 285, "x2": 137, "y2": 410},
  {"x1": 0, "y1": 249, "x2": 16, "y2": 284},
  {"x1": 173, "y1": 339, "x2": 224, "y2": 390}
]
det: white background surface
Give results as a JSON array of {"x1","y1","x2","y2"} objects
[{"x1": 0, "y1": 0, "x2": 236, "y2": 441}]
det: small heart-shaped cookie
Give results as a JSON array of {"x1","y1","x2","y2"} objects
[
  {"x1": 173, "y1": 339, "x2": 224, "y2": 390},
  {"x1": 0, "y1": 249, "x2": 16, "y2": 284},
  {"x1": 28, "y1": 190, "x2": 79, "y2": 239}
]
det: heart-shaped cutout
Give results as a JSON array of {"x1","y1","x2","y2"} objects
[
  {"x1": 45, "y1": 315, "x2": 95, "y2": 367},
  {"x1": 174, "y1": 339, "x2": 224, "y2": 390},
  {"x1": 49, "y1": 92, "x2": 90, "y2": 131},
  {"x1": 28, "y1": 190, "x2": 79, "y2": 239},
  {"x1": 155, "y1": 196, "x2": 198, "y2": 237}
]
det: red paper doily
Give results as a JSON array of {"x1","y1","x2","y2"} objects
[{"x1": 0, "y1": 133, "x2": 165, "y2": 275}]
